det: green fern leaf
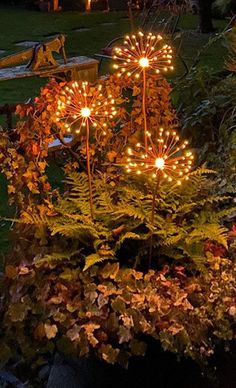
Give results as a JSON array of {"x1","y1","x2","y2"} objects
[
  {"x1": 187, "y1": 168, "x2": 216, "y2": 177},
  {"x1": 186, "y1": 224, "x2": 228, "y2": 249},
  {"x1": 83, "y1": 253, "x2": 113, "y2": 271},
  {"x1": 197, "y1": 196, "x2": 231, "y2": 207},
  {"x1": 162, "y1": 233, "x2": 186, "y2": 246},
  {"x1": 34, "y1": 251, "x2": 79, "y2": 267},
  {"x1": 113, "y1": 203, "x2": 147, "y2": 222},
  {"x1": 49, "y1": 222, "x2": 100, "y2": 239},
  {"x1": 115, "y1": 232, "x2": 142, "y2": 250},
  {"x1": 16, "y1": 211, "x2": 48, "y2": 226}
]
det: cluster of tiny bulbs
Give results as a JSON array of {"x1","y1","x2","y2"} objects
[
  {"x1": 56, "y1": 81, "x2": 117, "y2": 135},
  {"x1": 125, "y1": 128, "x2": 194, "y2": 185},
  {"x1": 55, "y1": 32, "x2": 193, "y2": 185},
  {"x1": 113, "y1": 31, "x2": 174, "y2": 78}
]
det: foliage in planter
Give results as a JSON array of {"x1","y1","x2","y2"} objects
[
  {"x1": 0, "y1": 258, "x2": 235, "y2": 373},
  {"x1": 173, "y1": 68, "x2": 236, "y2": 194}
]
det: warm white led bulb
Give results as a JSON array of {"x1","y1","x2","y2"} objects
[
  {"x1": 81, "y1": 107, "x2": 91, "y2": 118},
  {"x1": 155, "y1": 157, "x2": 165, "y2": 170},
  {"x1": 139, "y1": 57, "x2": 149, "y2": 68}
]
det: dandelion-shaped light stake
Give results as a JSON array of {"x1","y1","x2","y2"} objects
[
  {"x1": 125, "y1": 127, "x2": 194, "y2": 266},
  {"x1": 125, "y1": 128, "x2": 193, "y2": 184},
  {"x1": 113, "y1": 32, "x2": 174, "y2": 150},
  {"x1": 56, "y1": 81, "x2": 117, "y2": 220}
]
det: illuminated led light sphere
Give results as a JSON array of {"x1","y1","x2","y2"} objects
[
  {"x1": 139, "y1": 57, "x2": 149, "y2": 68},
  {"x1": 81, "y1": 107, "x2": 91, "y2": 118},
  {"x1": 125, "y1": 128, "x2": 194, "y2": 185},
  {"x1": 113, "y1": 31, "x2": 174, "y2": 78},
  {"x1": 56, "y1": 81, "x2": 117, "y2": 135},
  {"x1": 155, "y1": 157, "x2": 165, "y2": 169}
]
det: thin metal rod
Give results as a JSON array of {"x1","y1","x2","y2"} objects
[
  {"x1": 86, "y1": 119, "x2": 94, "y2": 220},
  {"x1": 148, "y1": 177, "x2": 160, "y2": 268},
  {"x1": 142, "y1": 69, "x2": 148, "y2": 151}
]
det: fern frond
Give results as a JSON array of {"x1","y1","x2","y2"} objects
[
  {"x1": 65, "y1": 172, "x2": 95, "y2": 216},
  {"x1": 95, "y1": 191, "x2": 115, "y2": 213},
  {"x1": 196, "y1": 196, "x2": 231, "y2": 207},
  {"x1": 162, "y1": 232, "x2": 186, "y2": 246},
  {"x1": 83, "y1": 253, "x2": 113, "y2": 271},
  {"x1": 65, "y1": 171, "x2": 89, "y2": 192},
  {"x1": 49, "y1": 222, "x2": 100, "y2": 240},
  {"x1": 115, "y1": 232, "x2": 142, "y2": 250},
  {"x1": 113, "y1": 203, "x2": 147, "y2": 222},
  {"x1": 63, "y1": 213, "x2": 94, "y2": 224},
  {"x1": 34, "y1": 250, "x2": 79, "y2": 267},
  {"x1": 179, "y1": 243, "x2": 206, "y2": 271},
  {"x1": 175, "y1": 203, "x2": 197, "y2": 214},
  {"x1": 187, "y1": 168, "x2": 216, "y2": 177},
  {"x1": 18, "y1": 211, "x2": 48, "y2": 225},
  {"x1": 186, "y1": 224, "x2": 228, "y2": 249},
  {"x1": 213, "y1": 207, "x2": 236, "y2": 221},
  {"x1": 122, "y1": 186, "x2": 146, "y2": 200}
]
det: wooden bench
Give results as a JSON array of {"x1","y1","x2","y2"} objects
[
  {"x1": 0, "y1": 56, "x2": 98, "y2": 83},
  {"x1": 0, "y1": 56, "x2": 98, "y2": 129},
  {"x1": 0, "y1": 35, "x2": 99, "y2": 129}
]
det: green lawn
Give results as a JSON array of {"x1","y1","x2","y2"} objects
[
  {"x1": 0, "y1": 7, "x2": 129, "y2": 104},
  {"x1": 0, "y1": 7, "x2": 228, "y2": 258},
  {"x1": 0, "y1": 7, "x2": 228, "y2": 105}
]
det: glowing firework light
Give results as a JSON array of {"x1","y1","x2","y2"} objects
[
  {"x1": 113, "y1": 31, "x2": 174, "y2": 78},
  {"x1": 56, "y1": 81, "x2": 117, "y2": 220},
  {"x1": 125, "y1": 127, "x2": 194, "y2": 185},
  {"x1": 56, "y1": 81, "x2": 117, "y2": 136},
  {"x1": 113, "y1": 31, "x2": 174, "y2": 151}
]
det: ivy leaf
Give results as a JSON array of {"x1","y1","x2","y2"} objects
[
  {"x1": 8, "y1": 303, "x2": 30, "y2": 322},
  {"x1": 132, "y1": 86, "x2": 141, "y2": 96},
  {"x1": 168, "y1": 323, "x2": 184, "y2": 335},
  {"x1": 129, "y1": 339, "x2": 147, "y2": 356},
  {"x1": 5, "y1": 265, "x2": 18, "y2": 279},
  {"x1": 107, "y1": 150, "x2": 117, "y2": 162},
  {"x1": 34, "y1": 322, "x2": 46, "y2": 339},
  {"x1": 8, "y1": 185, "x2": 16, "y2": 194},
  {"x1": 100, "y1": 344, "x2": 119, "y2": 364},
  {"x1": 111, "y1": 297, "x2": 126, "y2": 314},
  {"x1": 59, "y1": 268, "x2": 79, "y2": 281},
  {"x1": 44, "y1": 323, "x2": 58, "y2": 339},
  {"x1": 100, "y1": 262, "x2": 120, "y2": 279},
  {"x1": 118, "y1": 327, "x2": 132, "y2": 344},
  {"x1": 66, "y1": 325, "x2": 81, "y2": 341}
]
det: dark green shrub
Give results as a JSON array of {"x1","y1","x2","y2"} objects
[
  {"x1": 213, "y1": 0, "x2": 236, "y2": 18},
  {"x1": 174, "y1": 69, "x2": 236, "y2": 194}
]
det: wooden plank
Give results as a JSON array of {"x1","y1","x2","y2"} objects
[{"x1": 0, "y1": 56, "x2": 98, "y2": 82}]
